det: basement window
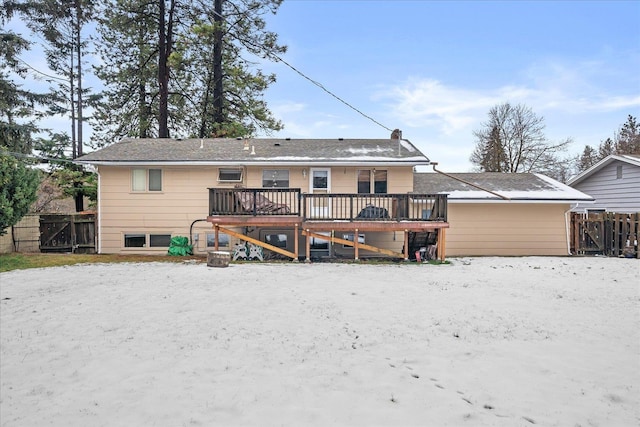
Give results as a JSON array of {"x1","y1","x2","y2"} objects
[
  {"x1": 265, "y1": 233, "x2": 288, "y2": 249},
  {"x1": 206, "y1": 233, "x2": 230, "y2": 247},
  {"x1": 218, "y1": 168, "x2": 243, "y2": 182},
  {"x1": 149, "y1": 234, "x2": 172, "y2": 247},
  {"x1": 343, "y1": 233, "x2": 365, "y2": 248},
  {"x1": 124, "y1": 233, "x2": 146, "y2": 247}
]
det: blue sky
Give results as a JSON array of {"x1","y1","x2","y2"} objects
[
  {"x1": 257, "y1": 0, "x2": 640, "y2": 171},
  {"x1": 6, "y1": 0, "x2": 640, "y2": 173}
]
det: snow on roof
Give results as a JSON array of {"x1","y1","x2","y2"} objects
[
  {"x1": 414, "y1": 172, "x2": 594, "y2": 202},
  {"x1": 75, "y1": 137, "x2": 430, "y2": 165}
]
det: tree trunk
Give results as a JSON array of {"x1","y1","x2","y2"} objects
[
  {"x1": 158, "y1": 0, "x2": 170, "y2": 138},
  {"x1": 75, "y1": 1, "x2": 84, "y2": 157},
  {"x1": 212, "y1": 0, "x2": 224, "y2": 129}
]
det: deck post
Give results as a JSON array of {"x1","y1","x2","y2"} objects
[
  {"x1": 354, "y1": 228, "x2": 359, "y2": 261},
  {"x1": 214, "y1": 224, "x2": 219, "y2": 251},
  {"x1": 305, "y1": 228, "x2": 311, "y2": 263},
  {"x1": 438, "y1": 228, "x2": 447, "y2": 262},
  {"x1": 294, "y1": 224, "x2": 299, "y2": 262},
  {"x1": 404, "y1": 230, "x2": 409, "y2": 261}
]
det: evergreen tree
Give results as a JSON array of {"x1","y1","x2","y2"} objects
[
  {"x1": 578, "y1": 145, "x2": 598, "y2": 171},
  {"x1": 0, "y1": 30, "x2": 50, "y2": 154},
  {"x1": 3, "y1": 0, "x2": 96, "y2": 158},
  {"x1": 0, "y1": 149, "x2": 40, "y2": 235},
  {"x1": 91, "y1": 0, "x2": 285, "y2": 145},
  {"x1": 614, "y1": 115, "x2": 640, "y2": 154}
]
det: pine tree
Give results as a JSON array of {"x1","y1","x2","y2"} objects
[
  {"x1": 0, "y1": 30, "x2": 50, "y2": 154},
  {"x1": 614, "y1": 115, "x2": 640, "y2": 155},
  {"x1": 91, "y1": 0, "x2": 285, "y2": 145},
  {"x1": 0, "y1": 149, "x2": 40, "y2": 235}
]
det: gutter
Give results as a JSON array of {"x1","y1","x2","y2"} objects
[{"x1": 430, "y1": 162, "x2": 510, "y2": 200}]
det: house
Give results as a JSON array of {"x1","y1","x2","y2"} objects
[
  {"x1": 567, "y1": 154, "x2": 640, "y2": 213},
  {"x1": 75, "y1": 134, "x2": 449, "y2": 261},
  {"x1": 413, "y1": 171, "x2": 594, "y2": 256}
]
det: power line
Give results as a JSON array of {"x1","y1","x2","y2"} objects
[
  {"x1": 5, "y1": 150, "x2": 78, "y2": 165},
  {"x1": 271, "y1": 54, "x2": 393, "y2": 133},
  {"x1": 213, "y1": 9, "x2": 394, "y2": 133}
]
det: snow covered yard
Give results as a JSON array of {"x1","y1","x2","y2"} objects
[{"x1": 1, "y1": 257, "x2": 638, "y2": 427}]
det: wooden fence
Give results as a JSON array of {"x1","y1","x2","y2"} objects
[
  {"x1": 0, "y1": 214, "x2": 41, "y2": 253},
  {"x1": 39, "y1": 214, "x2": 96, "y2": 253},
  {"x1": 0, "y1": 214, "x2": 96, "y2": 254},
  {"x1": 571, "y1": 212, "x2": 639, "y2": 258}
]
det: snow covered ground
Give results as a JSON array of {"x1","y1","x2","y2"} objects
[{"x1": 1, "y1": 257, "x2": 638, "y2": 427}]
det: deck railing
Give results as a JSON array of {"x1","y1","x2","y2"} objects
[{"x1": 209, "y1": 188, "x2": 447, "y2": 222}]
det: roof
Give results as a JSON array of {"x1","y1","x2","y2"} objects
[
  {"x1": 413, "y1": 172, "x2": 594, "y2": 202},
  {"x1": 567, "y1": 154, "x2": 640, "y2": 186},
  {"x1": 75, "y1": 137, "x2": 430, "y2": 166}
]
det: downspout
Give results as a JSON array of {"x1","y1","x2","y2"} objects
[
  {"x1": 430, "y1": 162, "x2": 510, "y2": 200},
  {"x1": 96, "y1": 167, "x2": 102, "y2": 254}
]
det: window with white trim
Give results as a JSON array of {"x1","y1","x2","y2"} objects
[
  {"x1": 218, "y1": 168, "x2": 243, "y2": 182},
  {"x1": 132, "y1": 168, "x2": 162, "y2": 192},
  {"x1": 357, "y1": 169, "x2": 387, "y2": 193},
  {"x1": 262, "y1": 169, "x2": 289, "y2": 188},
  {"x1": 124, "y1": 233, "x2": 146, "y2": 247},
  {"x1": 124, "y1": 233, "x2": 172, "y2": 248},
  {"x1": 149, "y1": 234, "x2": 171, "y2": 247}
]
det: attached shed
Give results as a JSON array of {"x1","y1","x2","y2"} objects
[
  {"x1": 414, "y1": 172, "x2": 594, "y2": 256},
  {"x1": 567, "y1": 154, "x2": 640, "y2": 213}
]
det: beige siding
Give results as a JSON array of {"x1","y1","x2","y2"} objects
[
  {"x1": 97, "y1": 165, "x2": 417, "y2": 254},
  {"x1": 445, "y1": 203, "x2": 571, "y2": 256},
  {"x1": 98, "y1": 166, "x2": 215, "y2": 254}
]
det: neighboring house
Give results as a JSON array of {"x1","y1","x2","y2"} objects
[
  {"x1": 413, "y1": 172, "x2": 594, "y2": 256},
  {"x1": 76, "y1": 135, "x2": 449, "y2": 260},
  {"x1": 567, "y1": 155, "x2": 640, "y2": 213}
]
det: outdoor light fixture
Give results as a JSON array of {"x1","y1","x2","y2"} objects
[{"x1": 302, "y1": 169, "x2": 307, "y2": 177}]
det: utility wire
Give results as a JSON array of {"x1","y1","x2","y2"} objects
[
  {"x1": 5, "y1": 150, "x2": 78, "y2": 165},
  {"x1": 271, "y1": 54, "x2": 394, "y2": 133},
  {"x1": 213, "y1": 8, "x2": 394, "y2": 133},
  {"x1": 14, "y1": 57, "x2": 70, "y2": 85}
]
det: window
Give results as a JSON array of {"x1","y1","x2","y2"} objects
[
  {"x1": 357, "y1": 170, "x2": 370, "y2": 194},
  {"x1": 265, "y1": 233, "x2": 288, "y2": 248},
  {"x1": 310, "y1": 232, "x2": 330, "y2": 252},
  {"x1": 149, "y1": 234, "x2": 172, "y2": 247},
  {"x1": 312, "y1": 170, "x2": 328, "y2": 190},
  {"x1": 124, "y1": 234, "x2": 146, "y2": 247},
  {"x1": 616, "y1": 165, "x2": 623, "y2": 179},
  {"x1": 206, "y1": 233, "x2": 230, "y2": 247},
  {"x1": 219, "y1": 168, "x2": 243, "y2": 182},
  {"x1": 262, "y1": 169, "x2": 289, "y2": 188},
  {"x1": 132, "y1": 168, "x2": 162, "y2": 192},
  {"x1": 358, "y1": 169, "x2": 387, "y2": 193},
  {"x1": 374, "y1": 170, "x2": 387, "y2": 194},
  {"x1": 343, "y1": 233, "x2": 365, "y2": 248}
]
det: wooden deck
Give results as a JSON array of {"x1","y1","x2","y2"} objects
[{"x1": 207, "y1": 188, "x2": 449, "y2": 262}]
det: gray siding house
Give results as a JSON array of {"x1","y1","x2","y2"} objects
[{"x1": 567, "y1": 155, "x2": 640, "y2": 213}]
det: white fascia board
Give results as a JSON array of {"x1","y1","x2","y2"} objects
[
  {"x1": 566, "y1": 155, "x2": 640, "y2": 185},
  {"x1": 75, "y1": 160, "x2": 431, "y2": 167},
  {"x1": 447, "y1": 198, "x2": 595, "y2": 204}
]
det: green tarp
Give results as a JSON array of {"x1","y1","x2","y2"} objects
[{"x1": 167, "y1": 236, "x2": 193, "y2": 256}]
